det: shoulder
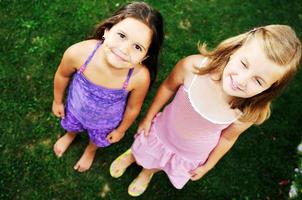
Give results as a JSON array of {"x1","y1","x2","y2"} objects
[
  {"x1": 62, "y1": 39, "x2": 100, "y2": 69},
  {"x1": 132, "y1": 65, "x2": 150, "y2": 82},
  {"x1": 180, "y1": 54, "x2": 206, "y2": 72},
  {"x1": 128, "y1": 65, "x2": 150, "y2": 90},
  {"x1": 185, "y1": 54, "x2": 207, "y2": 68},
  {"x1": 177, "y1": 54, "x2": 207, "y2": 83},
  {"x1": 64, "y1": 39, "x2": 99, "y2": 56}
]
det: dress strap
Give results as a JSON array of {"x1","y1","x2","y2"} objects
[
  {"x1": 78, "y1": 41, "x2": 102, "y2": 74},
  {"x1": 122, "y1": 68, "x2": 134, "y2": 90},
  {"x1": 188, "y1": 58, "x2": 208, "y2": 91}
]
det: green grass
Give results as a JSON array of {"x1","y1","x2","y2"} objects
[{"x1": 1, "y1": 0, "x2": 302, "y2": 199}]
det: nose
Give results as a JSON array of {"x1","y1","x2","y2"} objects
[
  {"x1": 119, "y1": 41, "x2": 130, "y2": 55},
  {"x1": 236, "y1": 73, "x2": 249, "y2": 88}
]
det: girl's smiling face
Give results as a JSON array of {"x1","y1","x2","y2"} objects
[
  {"x1": 103, "y1": 17, "x2": 152, "y2": 69},
  {"x1": 222, "y1": 38, "x2": 286, "y2": 99}
]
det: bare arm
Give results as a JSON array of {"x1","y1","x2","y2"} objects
[
  {"x1": 139, "y1": 55, "x2": 204, "y2": 135},
  {"x1": 138, "y1": 56, "x2": 198, "y2": 135},
  {"x1": 190, "y1": 121, "x2": 253, "y2": 180},
  {"x1": 144, "y1": 59, "x2": 188, "y2": 120},
  {"x1": 52, "y1": 46, "x2": 79, "y2": 117},
  {"x1": 106, "y1": 67, "x2": 150, "y2": 143}
]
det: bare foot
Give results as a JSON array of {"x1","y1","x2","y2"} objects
[
  {"x1": 128, "y1": 169, "x2": 157, "y2": 197},
  {"x1": 74, "y1": 141, "x2": 98, "y2": 172},
  {"x1": 53, "y1": 132, "x2": 76, "y2": 157}
]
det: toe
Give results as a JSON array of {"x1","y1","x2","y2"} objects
[{"x1": 74, "y1": 163, "x2": 79, "y2": 170}]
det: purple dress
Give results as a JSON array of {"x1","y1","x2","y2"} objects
[{"x1": 61, "y1": 41, "x2": 134, "y2": 147}]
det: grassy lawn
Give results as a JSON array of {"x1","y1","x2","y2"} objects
[{"x1": 1, "y1": 0, "x2": 302, "y2": 199}]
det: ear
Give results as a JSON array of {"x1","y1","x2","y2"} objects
[
  {"x1": 142, "y1": 55, "x2": 149, "y2": 61},
  {"x1": 103, "y1": 28, "x2": 109, "y2": 38}
]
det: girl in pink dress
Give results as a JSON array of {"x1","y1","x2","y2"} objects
[{"x1": 110, "y1": 24, "x2": 301, "y2": 196}]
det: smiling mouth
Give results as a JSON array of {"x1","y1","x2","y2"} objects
[
  {"x1": 230, "y1": 76, "x2": 243, "y2": 91},
  {"x1": 111, "y1": 49, "x2": 129, "y2": 62}
]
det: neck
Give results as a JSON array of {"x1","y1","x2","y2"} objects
[{"x1": 210, "y1": 76, "x2": 234, "y2": 107}]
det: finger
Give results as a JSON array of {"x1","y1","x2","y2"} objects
[
  {"x1": 137, "y1": 127, "x2": 142, "y2": 133},
  {"x1": 55, "y1": 112, "x2": 61, "y2": 118},
  {"x1": 144, "y1": 127, "x2": 151, "y2": 136},
  {"x1": 106, "y1": 135, "x2": 111, "y2": 141},
  {"x1": 61, "y1": 110, "x2": 65, "y2": 118},
  {"x1": 189, "y1": 170, "x2": 195, "y2": 175},
  {"x1": 190, "y1": 175, "x2": 198, "y2": 181}
]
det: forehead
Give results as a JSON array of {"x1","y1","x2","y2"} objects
[
  {"x1": 238, "y1": 39, "x2": 286, "y2": 84},
  {"x1": 111, "y1": 17, "x2": 152, "y2": 44}
]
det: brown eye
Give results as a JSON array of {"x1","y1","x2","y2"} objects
[
  {"x1": 118, "y1": 33, "x2": 125, "y2": 39},
  {"x1": 134, "y1": 44, "x2": 142, "y2": 51}
]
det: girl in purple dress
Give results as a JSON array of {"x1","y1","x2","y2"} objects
[
  {"x1": 110, "y1": 25, "x2": 301, "y2": 196},
  {"x1": 52, "y1": 2, "x2": 164, "y2": 172}
]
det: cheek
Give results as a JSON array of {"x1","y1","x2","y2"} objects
[
  {"x1": 104, "y1": 33, "x2": 119, "y2": 45},
  {"x1": 225, "y1": 58, "x2": 240, "y2": 72},
  {"x1": 226, "y1": 64, "x2": 237, "y2": 74},
  {"x1": 130, "y1": 52, "x2": 147, "y2": 63},
  {"x1": 247, "y1": 84, "x2": 264, "y2": 96},
  {"x1": 223, "y1": 62, "x2": 233, "y2": 74},
  {"x1": 222, "y1": 66, "x2": 231, "y2": 81},
  {"x1": 104, "y1": 38, "x2": 115, "y2": 47}
]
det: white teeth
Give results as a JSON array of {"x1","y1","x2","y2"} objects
[{"x1": 230, "y1": 76, "x2": 240, "y2": 91}]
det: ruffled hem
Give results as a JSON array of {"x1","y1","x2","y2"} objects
[{"x1": 131, "y1": 115, "x2": 202, "y2": 189}]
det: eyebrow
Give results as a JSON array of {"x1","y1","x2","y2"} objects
[{"x1": 117, "y1": 30, "x2": 147, "y2": 51}]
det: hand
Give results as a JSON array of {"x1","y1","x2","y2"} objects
[
  {"x1": 189, "y1": 165, "x2": 209, "y2": 181},
  {"x1": 106, "y1": 129, "x2": 125, "y2": 144},
  {"x1": 137, "y1": 117, "x2": 153, "y2": 136},
  {"x1": 52, "y1": 100, "x2": 65, "y2": 118}
]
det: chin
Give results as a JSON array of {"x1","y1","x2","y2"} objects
[
  {"x1": 106, "y1": 58, "x2": 130, "y2": 69},
  {"x1": 222, "y1": 86, "x2": 239, "y2": 99},
  {"x1": 110, "y1": 61, "x2": 131, "y2": 69}
]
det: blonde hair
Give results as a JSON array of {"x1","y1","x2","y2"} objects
[{"x1": 198, "y1": 25, "x2": 301, "y2": 124}]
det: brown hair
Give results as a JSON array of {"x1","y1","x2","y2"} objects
[
  {"x1": 198, "y1": 25, "x2": 301, "y2": 124},
  {"x1": 90, "y1": 2, "x2": 164, "y2": 85}
]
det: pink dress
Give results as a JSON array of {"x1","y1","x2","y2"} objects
[{"x1": 131, "y1": 61, "x2": 238, "y2": 189}]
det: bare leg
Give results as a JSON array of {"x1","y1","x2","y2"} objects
[
  {"x1": 128, "y1": 168, "x2": 159, "y2": 196},
  {"x1": 53, "y1": 132, "x2": 77, "y2": 157},
  {"x1": 74, "y1": 140, "x2": 98, "y2": 172}
]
